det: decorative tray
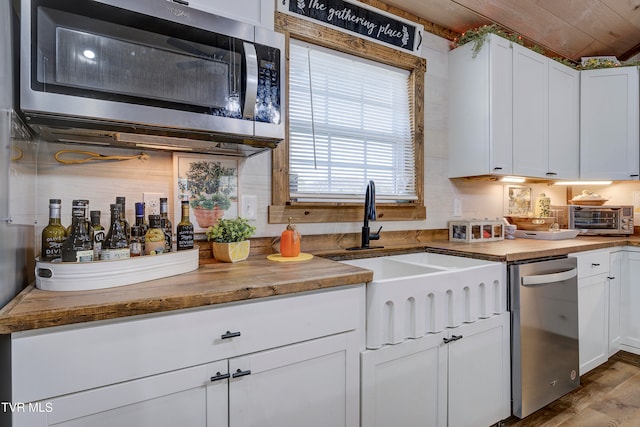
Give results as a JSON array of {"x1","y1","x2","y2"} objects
[
  {"x1": 514, "y1": 229, "x2": 580, "y2": 240},
  {"x1": 569, "y1": 199, "x2": 607, "y2": 206},
  {"x1": 35, "y1": 247, "x2": 199, "y2": 292}
]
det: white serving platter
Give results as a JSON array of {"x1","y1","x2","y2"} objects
[{"x1": 513, "y1": 229, "x2": 580, "y2": 240}]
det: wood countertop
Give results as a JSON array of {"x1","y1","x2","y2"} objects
[
  {"x1": 419, "y1": 235, "x2": 640, "y2": 262},
  {"x1": 0, "y1": 255, "x2": 372, "y2": 334},
  {"x1": 3, "y1": 234, "x2": 640, "y2": 335}
]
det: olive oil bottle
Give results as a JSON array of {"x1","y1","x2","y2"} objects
[{"x1": 41, "y1": 199, "x2": 67, "y2": 261}]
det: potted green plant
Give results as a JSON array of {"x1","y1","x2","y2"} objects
[
  {"x1": 180, "y1": 161, "x2": 236, "y2": 228},
  {"x1": 206, "y1": 217, "x2": 256, "y2": 262}
]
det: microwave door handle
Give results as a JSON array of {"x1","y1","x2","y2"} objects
[{"x1": 243, "y1": 42, "x2": 258, "y2": 120}]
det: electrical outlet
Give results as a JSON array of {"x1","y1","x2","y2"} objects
[
  {"x1": 143, "y1": 192, "x2": 164, "y2": 216},
  {"x1": 453, "y1": 199, "x2": 462, "y2": 217},
  {"x1": 241, "y1": 195, "x2": 257, "y2": 220}
]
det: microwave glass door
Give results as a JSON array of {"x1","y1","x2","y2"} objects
[
  {"x1": 32, "y1": 2, "x2": 281, "y2": 125},
  {"x1": 572, "y1": 209, "x2": 619, "y2": 230}
]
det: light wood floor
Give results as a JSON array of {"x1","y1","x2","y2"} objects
[{"x1": 504, "y1": 351, "x2": 640, "y2": 426}]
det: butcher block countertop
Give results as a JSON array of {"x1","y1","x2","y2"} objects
[
  {"x1": 3, "y1": 234, "x2": 640, "y2": 334},
  {"x1": 0, "y1": 256, "x2": 372, "y2": 334}
]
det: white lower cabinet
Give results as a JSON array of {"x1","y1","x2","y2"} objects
[
  {"x1": 573, "y1": 249, "x2": 611, "y2": 375},
  {"x1": 609, "y1": 251, "x2": 623, "y2": 356},
  {"x1": 621, "y1": 249, "x2": 640, "y2": 352},
  {"x1": 361, "y1": 313, "x2": 510, "y2": 427},
  {"x1": 9, "y1": 286, "x2": 365, "y2": 427}
]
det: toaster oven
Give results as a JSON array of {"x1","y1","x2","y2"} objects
[{"x1": 551, "y1": 205, "x2": 634, "y2": 235}]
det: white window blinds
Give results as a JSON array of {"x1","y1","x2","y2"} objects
[{"x1": 288, "y1": 40, "x2": 417, "y2": 202}]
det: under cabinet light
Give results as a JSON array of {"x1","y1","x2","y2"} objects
[
  {"x1": 553, "y1": 181, "x2": 612, "y2": 186},
  {"x1": 500, "y1": 176, "x2": 526, "y2": 183}
]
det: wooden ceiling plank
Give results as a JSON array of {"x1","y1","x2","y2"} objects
[
  {"x1": 537, "y1": 0, "x2": 640, "y2": 55},
  {"x1": 452, "y1": 0, "x2": 599, "y2": 59}
]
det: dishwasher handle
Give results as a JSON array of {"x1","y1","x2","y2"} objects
[{"x1": 521, "y1": 268, "x2": 577, "y2": 286}]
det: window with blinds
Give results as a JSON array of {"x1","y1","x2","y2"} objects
[{"x1": 288, "y1": 40, "x2": 417, "y2": 203}]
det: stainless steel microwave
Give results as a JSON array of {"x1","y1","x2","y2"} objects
[
  {"x1": 19, "y1": 0, "x2": 284, "y2": 156},
  {"x1": 551, "y1": 205, "x2": 634, "y2": 235}
]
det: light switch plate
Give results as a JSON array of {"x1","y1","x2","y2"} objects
[{"x1": 241, "y1": 195, "x2": 258, "y2": 220}]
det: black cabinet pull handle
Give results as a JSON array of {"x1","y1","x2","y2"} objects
[
  {"x1": 591, "y1": 263, "x2": 600, "y2": 267},
  {"x1": 443, "y1": 335, "x2": 463, "y2": 344},
  {"x1": 221, "y1": 331, "x2": 241, "y2": 339},
  {"x1": 493, "y1": 167, "x2": 503, "y2": 171},
  {"x1": 608, "y1": 276, "x2": 616, "y2": 280},
  {"x1": 232, "y1": 368, "x2": 252, "y2": 378},
  {"x1": 630, "y1": 174, "x2": 639, "y2": 178},
  {"x1": 210, "y1": 372, "x2": 230, "y2": 382},
  {"x1": 546, "y1": 172, "x2": 557, "y2": 176}
]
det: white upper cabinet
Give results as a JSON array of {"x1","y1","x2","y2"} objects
[
  {"x1": 448, "y1": 34, "x2": 513, "y2": 178},
  {"x1": 548, "y1": 60, "x2": 580, "y2": 180},
  {"x1": 187, "y1": 0, "x2": 274, "y2": 29},
  {"x1": 512, "y1": 45, "x2": 580, "y2": 180},
  {"x1": 580, "y1": 67, "x2": 639, "y2": 180},
  {"x1": 449, "y1": 35, "x2": 580, "y2": 180},
  {"x1": 512, "y1": 44, "x2": 549, "y2": 178}
]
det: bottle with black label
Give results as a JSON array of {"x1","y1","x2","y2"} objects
[
  {"x1": 41, "y1": 199, "x2": 67, "y2": 261},
  {"x1": 61, "y1": 200, "x2": 93, "y2": 262},
  {"x1": 176, "y1": 200, "x2": 194, "y2": 251},
  {"x1": 101, "y1": 204, "x2": 130, "y2": 260},
  {"x1": 90, "y1": 210, "x2": 105, "y2": 260},
  {"x1": 159, "y1": 197, "x2": 172, "y2": 252}
]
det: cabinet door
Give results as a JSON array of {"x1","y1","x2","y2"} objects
[
  {"x1": 229, "y1": 331, "x2": 360, "y2": 427},
  {"x1": 13, "y1": 361, "x2": 228, "y2": 427},
  {"x1": 187, "y1": 0, "x2": 273, "y2": 29},
  {"x1": 512, "y1": 44, "x2": 549, "y2": 178},
  {"x1": 447, "y1": 313, "x2": 511, "y2": 427},
  {"x1": 548, "y1": 61, "x2": 580, "y2": 180},
  {"x1": 448, "y1": 34, "x2": 513, "y2": 177},
  {"x1": 360, "y1": 331, "x2": 447, "y2": 427},
  {"x1": 580, "y1": 67, "x2": 640, "y2": 180},
  {"x1": 621, "y1": 251, "x2": 640, "y2": 350},
  {"x1": 578, "y1": 274, "x2": 609, "y2": 374},
  {"x1": 609, "y1": 251, "x2": 623, "y2": 356}
]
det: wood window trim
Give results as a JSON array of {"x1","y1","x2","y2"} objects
[{"x1": 269, "y1": 11, "x2": 426, "y2": 224}]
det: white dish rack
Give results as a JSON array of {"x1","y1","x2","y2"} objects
[{"x1": 35, "y1": 247, "x2": 199, "y2": 291}]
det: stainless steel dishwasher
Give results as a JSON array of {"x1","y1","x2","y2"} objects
[{"x1": 509, "y1": 256, "x2": 579, "y2": 419}]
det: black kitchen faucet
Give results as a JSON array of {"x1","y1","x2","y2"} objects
[{"x1": 348, "y1": 180, "x2": 383, "y2": 250}]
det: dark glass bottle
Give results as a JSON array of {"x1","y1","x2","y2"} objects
[
  {"x1": 176, "y1": 200, "x2": 194, "y2": 251},
  {"x1": 134, "y1": 202, "x2": 148, "y2": 254},
  {"x1": 90, "y1": 210, "x2": 105, "y2": 260},
  {"x1": 101, "y1": 204, "x2": 130, "y2": 260},
  {"x1": 115, "y1": 196, "x2": 131, "y2": 244},
  {"x1": 41, "y1": 199, "x2": 67, "y2": 261},
  {"x1": 61, "y1": 200, "x2": 93, "y2": 262},
  {"x1": 159, "y1": 197, "x2": 172, "y2": 252}
]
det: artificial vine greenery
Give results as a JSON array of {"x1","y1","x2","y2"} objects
[{"x1": 454, "y1": 24, "x2": 640, "y2": 70}]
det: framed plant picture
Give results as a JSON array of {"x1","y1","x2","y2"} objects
[
  {"x1": 504, "y1": 185, "x2": 532, "y2": 216},
  {"x1": 173, "y1": 154, "x2": 238, "y2": 233}
]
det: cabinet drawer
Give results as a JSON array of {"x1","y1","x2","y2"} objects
[
  {"x1": 574, "y1": 250, "x2": 610, "y2": 278},
  {"x1": 11, "y1": 285, "x2": 365, "y2": 403}
]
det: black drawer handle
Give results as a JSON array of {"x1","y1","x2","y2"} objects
[
  {"x1": 221, "y1": 331, "x2": 241, "y2": 339},
  {"x1": 232, "y1": 368, "x2": 252, "y2": 378},
  {"x1": 493, "y1": 167, "x2": 503, "y2": 171},
  {"x1": 608, "y1": 276, "x2": 616, "y2": 280},
  {"x1": 591, "y1": 263, "x2": 600, "y2": 267},
  {"x1": 443, "y1": 335, "x2": 463, "y2": 344},
  {"x1": 210, "y1": 372, "x2": 230, "y2": 382}
]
